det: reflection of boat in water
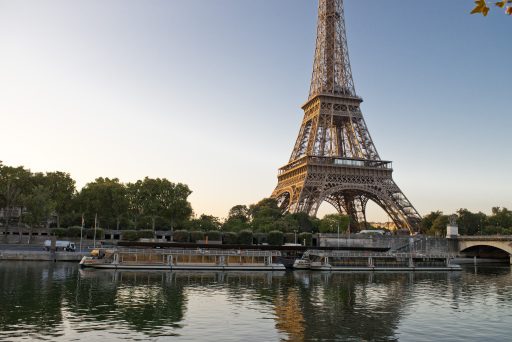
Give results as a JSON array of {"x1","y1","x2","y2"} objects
[
  {"x1": 79, "y1": 268, "x2": 286, "y2": 281},
  {"x1": 78, "y1": 268, "x2": 287, "y2": 287},
  {"x1": 79, "y1": 248, "x2": 286, "y2": 271},
  {"x1": 297, "y1": 250, "x2": 461, "y2": 271}
]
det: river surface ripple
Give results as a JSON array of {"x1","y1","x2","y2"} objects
[{"x1": 1, "y1": 262, "x2": 511, "y2": 341}]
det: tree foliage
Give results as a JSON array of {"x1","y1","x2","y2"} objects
[
  {"x1": 0, "y1": 162, "x2": 193, "y2": 232},
  {"x1": 79, "y1": 178, "x2": 128, "y2": 230},
  {"x1": 471, "y1": 0, "x2": 512, "y2": 16},
  {"x1": 186, "y1": 214, "x2": 221, "y2": 231},
  {"x1": 318, "y1": 214, "x2": 351, "y2": 233},
  {"x1": 420, "y1": 208, "x2": 512, "y2": 236},
  {"x1": 3, "y1": 161, "x2": 511, "y2": 239},
  {"x1": 267, "y1": 230, "x2": 284, "y2": 246}
]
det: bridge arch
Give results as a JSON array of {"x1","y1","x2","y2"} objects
[{"x1": 459, "y1": 239, "x2": 512, "y2": 263}]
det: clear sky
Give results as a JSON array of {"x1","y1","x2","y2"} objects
[{"x1": 0, "y1": 0, "x2": 510, "y2": 222}]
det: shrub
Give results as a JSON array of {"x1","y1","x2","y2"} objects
[
  {"x1": 284, "y1": 233, "x2": 296, "y2": 244},
  {"x1": 189, "y1": 231, "x2": 204, "y2": 242},
  {"x1": 122, "y1": 230, "x2": 139, "y2": 241},
  {"x1": 238, "y1": 229, "x2": 253, "y2": 245},
  {"x1": 173, "y1": 230, "x2": 189, "y2": 242},
  {"x1": 298, "y1": 232, "x2": 313, "y2": 246},
  {"x1": 66, "y1": 226, "x2": 82, "y2": 238},
  {"x1": 206, "y1": 230, "x2": 221, "y2": 241},
  {"x1": 222, "y1": 232, "x2": 238, "y2": 245},
  {"x1": 50, "y1": 228, "x2": 67, "y2": 238},
  {"x1": 253, "y1": 233, "x2": 267, "y2": 245},
  {"x1": 137, "y1": 230, "x2": 154, "y2": 239},
  {"x1": 268, "y1": 230, "x2": 284, "y2": 246},
  {"x1": 85, "y1": 228, "x2": 104, "y2": 239}
]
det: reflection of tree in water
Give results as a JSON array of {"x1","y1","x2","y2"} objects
[
  {"x1": 281, "y1": 272, "x2": 452, "y2": 342},
  {"x1": 69, "y1": 270, "x2": 187, "y2": 336},
  {"x1": 2, "y1": 263, "x2": 512, "y2": 341},
  {"x1": 0, "y1": 262, "x2": 73, "y2": 339},
  {"x1": 281, "y1": 272, "x2": 404, "y2": 341},
  {"x1": 447, "y1": 265, "x2": 512, "y2": 309}
]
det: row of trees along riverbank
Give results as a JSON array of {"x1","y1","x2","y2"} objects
[
  {"x1": 50, "y1": 228, "x2": 314, "y2": 246},
  {"x1": 421, "y1": 208, "x2": 512, "y2": 236},
  {"x1": 1, "y1": 162, "x2": 511, "y2": 237},
  {"x1": 0, "y1": 162, "x2": 343, "y2": 234}
]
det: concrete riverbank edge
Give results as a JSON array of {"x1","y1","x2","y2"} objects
[{"x1": 0, "y1": 250, "x2": 86, "y2": 261}]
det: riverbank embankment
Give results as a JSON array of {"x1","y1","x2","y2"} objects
[{"x1": 0, "y1": 250, "x2": 86, "y2": 262}]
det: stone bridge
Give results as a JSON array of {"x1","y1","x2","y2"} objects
[{"x1": 457, "y1": 236, "x2": 512, "y2": 264}]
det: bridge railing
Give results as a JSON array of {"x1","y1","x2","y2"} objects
[{"x1": 457, "y1": 235, "x2": 512, "y2": 241}]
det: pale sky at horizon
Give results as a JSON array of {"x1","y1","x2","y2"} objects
[{"x1": 0, "y1": 0, "x2": 510, "y2": 222}]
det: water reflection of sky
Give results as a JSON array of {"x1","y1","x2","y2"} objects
[{"x1": 0, "y1": 262, "x2": 512, "y2": 341}]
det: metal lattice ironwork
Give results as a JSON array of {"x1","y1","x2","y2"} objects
[{"x1": 272, "y1": 0, "x2": 421, "y2": 232}]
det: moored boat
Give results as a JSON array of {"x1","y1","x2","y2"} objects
[
  {"x1": 292, "y1": 258, "x2": 311, "y2": 269},
  {"x1": 292, "y1": 250, "x2": 311, "y2": 269},
  {"x1": 79, "y1": 248, "x2": 286, "y2": 271},
  {"x1": 299, "y1": 250, "x2": 461, "y2": 271}
]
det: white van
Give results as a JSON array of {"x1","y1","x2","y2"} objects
[
  {"x1": 44, "y1": 240, "x2": 76, "y2": 252},
  {"x1": 359, "y1": 230, "x2": 385, "y2": 236}
]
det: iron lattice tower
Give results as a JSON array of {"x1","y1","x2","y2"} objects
[{"x1": 271, "y1": 0, "x2": 421, "y2": 231}]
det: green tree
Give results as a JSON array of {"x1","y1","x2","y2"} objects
[
  {"x1": 186, "y1": 214, "x2": 221, "y2": 231},
  {"x1": 78, "y1": 178, "x2": 128, "y2": 229},
  {"x1": 222, "y1": 204, "x2": 251, "y2": 232},
  {"x1": 290, "y1": 212, "x2": 318, "y2": 233},
  {"x1": 0, "y1": 163, "x2": 32, "y2": 234},
  {"x1": 250, "y1": 198, "x2": 283, "y2": 232},
  {"x1": 126, "y1": 181, "x2": 144, "y2": 229},
  {"x1": 228, "y1": 205, "x2": 250, "y2": 223},
  {"x1": 429, "y1": 215, "x2": 450, "y2": 236},
  {"x1": 487, "y1": 207, "x2": 512, "y2": 228},
  {"x1": 22, "y1": 185, "x2": 55, "y2": 226},
  {"x1": 222, "y1": 217, "x2": 250, "y2": 232},
  {"x1": 319, "y1": 214, "x2": 350, "y2": 233},
  {"x1": 420, "y1": 211, "x2": 443, "y2": 234},
  {"x1": 22, "y1": 185, "x2": 56, "y2": 243},
  {"x1": 42, "y1": 172, "x2": 75, "y2": 228},
  {"x1": 137, "y1": 177, "x2": 192, "y2": 231},
  {"x1": 457, "y1": 208, "x2": 487, "y2": 235}
]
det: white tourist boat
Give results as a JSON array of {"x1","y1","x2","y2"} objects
[
  {"x1": 292, "y1": 258, "x2": 311, "y2": 269},
  {"x1": 292, "y1": 250, "x2": 311, "y2": 269},
  {"x1": 298, "y1": 250, "x2": 462, "y2": 271},
  {"x1": 79, "y1": 248, "x2": 286, "y2": 271}
]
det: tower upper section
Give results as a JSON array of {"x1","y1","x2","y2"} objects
[{"x1": 309, "y1": 0, "x2": 356, "y2": 99}]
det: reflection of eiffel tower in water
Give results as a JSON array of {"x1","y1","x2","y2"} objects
[{"x1": 271, "y1": 0, "x2": 421, "y2": 231}]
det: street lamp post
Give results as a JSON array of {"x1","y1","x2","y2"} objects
[{"x1": 337, "y1": 223, "x2": 340, "y2": 249}]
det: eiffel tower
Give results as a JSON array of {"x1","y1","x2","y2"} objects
[{"x1": 271, "y1": 0, "x2": 421, "y2": 231}]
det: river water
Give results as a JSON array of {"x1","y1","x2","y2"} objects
[{"x1": 0, "y1": 262, "x2": 511, "y2": 341}]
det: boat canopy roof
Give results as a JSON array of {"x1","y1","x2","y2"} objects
[{"x1": 107, "y1": 248, "x2": 282, "y2": 257}]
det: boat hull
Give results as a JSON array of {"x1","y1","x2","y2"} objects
[
  {"x1": 80, "y1": 256, "x2": 286, "y2": 271},
  {"x1": 310, "y1": 265, "x2": 462, "y2": 272}
]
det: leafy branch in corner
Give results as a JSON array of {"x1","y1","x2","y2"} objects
[{"x1": 471, "y1": 0, "x2": 512, "y2": 16}]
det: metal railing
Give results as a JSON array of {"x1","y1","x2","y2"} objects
[
  {"x1": 307, "y1": 249, "x2": 452, "y2": 259},
  {"x1": 108, "y1": 248, "x2": 281, "y2": 257}
]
